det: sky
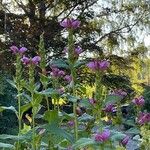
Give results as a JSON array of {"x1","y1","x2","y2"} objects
[{"x1": 1, "y1": 0, "x2": 150, "y2": 48}]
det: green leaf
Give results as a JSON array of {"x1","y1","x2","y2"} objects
[
  {"x1": 51, "y1": 59, "x2": 69, "y2": 69},
  {"x1": 43, "y1": 124, "x2": 74, "y2": 143},
  {"x1": 73, "y1": 138, "x2": 95, "y2": 149},
  {"x1": 125, "y1": 128, "x2": 140, "y2": 135},
  {"x1": 67, "y1": 95, "x2": 79, "y2": 103},
  {"x1": 6, "y1": 79, "x2": 16, "y2": 89},
  {"x1": 20, "y1": 103, "x2": 32, "y2": 117},
  {"x1": 78, "y1": 98, "x2": 91, "y2": 108},
  {"x1": 111, "y1": 132, "x2": 126, "y2": 141},
  {"x1": 0, "y1": 142, "x2": 15, "y2": 149},
  {"x1": 37, "y1": 88, "x2": 57, "y2": 96},
  {"x1": 104, "y1": 95, "x2": 122, "y2": 105},
  {"x1": 78, "y1": 113, "x2": 94, "y2": 122},
  {"x1": 43, "y1": 110, "x2": 59, "y2": 124},
  {"x1": 0, "y1": 106, "x2": 18, "y2": 115}
]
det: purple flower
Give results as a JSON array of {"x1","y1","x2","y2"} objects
[
  {"x1": 137, "y1": 112, "x2": 150, "y2": 125},
  {"x1": 75, "y1": 46, "x2": 82, "y2": 55},
  {"x1": 103, "y1": 103, "x2": 116, "y2": 113},
  {"x1": 121, "y1": 135, "x2": 130, "y2": 146},
  {"x1": 89, "y1": 98, "x2": 96, "y2": 105},
  {"x1": 64, "y1": 75, "x2": 72, "y2": 83},
  {"x1": 60, "y1": 18, "x2": 80, "y2": 29},
  {"x1": 94, "y1": 130, "x2": 110, "y2": 142},
  {"x1": 87, "y1": 60, "x2": 110, "y2": 71},
  {"x1": 68, "y1": 120, "x2": 75, "y2": 127},
  {"x1": 58, "y1": 70, "x2": 65, "y2": 76},
  {"x1": 31, "y1": 56, "x2": 41, "y2": 65},
  {"x1": 21, "y1": 56, "x2": 30, "y2": 65},
  {"x1": 98, "y1": 60, "x2": 110, "y2": 71},
  {"x1": 19, "y1": 47, "x2": 27, "y2": 54},
  {"x1": 132, "y1": 96, "x2": 145, "y2": 106},
  {"x1": 87, "y1": 61, "x2": 98, "y2": 71},
  {"x1": 10, "y1": 46, "x2": 19, "y2": 54}
]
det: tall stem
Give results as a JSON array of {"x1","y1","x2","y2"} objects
[
  {"x1": 15, "y1": 55, "x2": 22, "y2": 149},
  {"x1": 68, "y1": 29, "x2": 78, "y2": 141},
  {"x1": 29, "y1": 65, "x2": 36, "y2": 150}
]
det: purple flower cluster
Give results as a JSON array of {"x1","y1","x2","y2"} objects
[
  {"x1": 64, "y1": 75, "x2": 72, "y2": 83},
  {"x1": 103, "y1": 103, "x2": 116, "y2": 113},
  {"x1": 137, "y1": 112, "x2": 150, "y2": 125},
  {"x1": 110, "y1": 89, "x2": 127, "y2": 98},
  {"x1": 50, "y1": 67, "x2": 65, "y2": 78},
  {"x1": 50, "y1": 67, "x2": 72, "y2": 83},
  {"x1": 132, "y1": 96, "x2": 145, "y2": 106},
  {"x1": 121, "y1": 135, "x2": 130, "y2": 146},
  {"x1": 87, "y1": 60, "x2": 110, "y2": 71},
  {"x1": 60, "y1": 18, "x2": 80, "y2": 29},
  {"x1": 94, "y1": 130, "x2": 110, "y2": 142},
  {"x1": 21, "y1": 56, "x2": 41, "y2": 66},
  {"x1": 10, "y1": 46, "x2": 27, "y2": 54}
]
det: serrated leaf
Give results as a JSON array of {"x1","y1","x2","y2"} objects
[
  {"x1": 78, "y1": 113, "x2": 94, "y2": 122},
  {"x1": 67, "y1": 95, "x2": 78, "y2": 103},
  {"x1": 125, "y1": 128, "x2": 140, "y2": 135},
  {"x1": 73, "y1": 138, "x2": 95, "y2": 149},
  {"x1": 43, "y1": 124, "x2": 74, "y2": 143},
  {"x1": 111, "y1": 132, "x2": 126, "y2": 141},
  {"x1": 0, "y1": 142, "x2": 15, "y2": 149},
  {"x1": 105, "y1": 95, "x2": 122, "y2": 105},
  {"x1": 43, "y1": 110, "x2": 59, "y2": 124},
  {"x1": 78, "y1": 98, "x2": 91, "y2": 108}
]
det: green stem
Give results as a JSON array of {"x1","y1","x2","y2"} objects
[{"x1": 68, "y1": 29, "x2": 78, "y2": 141}]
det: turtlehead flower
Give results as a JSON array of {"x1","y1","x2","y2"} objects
[
  {"x1": 32, "y1": 56, "x2": 41, "y2": 65},
  {"x1": 50, "y1": 67, "x2": 65, "y2": 78},
  {"x1": 121, "y1": 135, "x2": 130, "y2": 146},
  {"x1": 94, "y1": 130, "x2": 110, "y2": 142},
  {"x1": 75, "y1": 46, "x2": 82, "y2": 55},
  {"x1": 87, "y1": 60, "x2": 110, "y2": 71},
  {"x1": 103, "y1": 103, "x2": 116, "y2": 113},
  {"x1": 89, "y1": 98, "x2": 96, "y2": 105},
  {"x1": 21, "y1": 55, "x2": 41, "y2": 66},
  {"x1": 64, "y1": 75, "x2": 72, "y2": 82},
  {"x1": 10, "y1": 46, "x2": 19, "y2": 54},
  {"x1": 21, "y1": 56, "x2": 30, "y2": 65},
  {"x1": 67, "y1": 120, "x2": 75, "y2": 127},
  {"x1": 10, "y1": 46, "x2": 27, "y2": 54},
  {"x1": 137, "y1": 112, "x2": 150, "y2": 125},
  {"x1": 132, "y1": 96, "x2": 145, "y2": 106},
  {"x1": 60, "y1": 18, "x2": 80, "y2": 29},
  {"x1": 19, "y1": 47, "x2": 27, "y2": 54}
]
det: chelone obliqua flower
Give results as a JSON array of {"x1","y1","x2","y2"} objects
[
  {"x1": 94, "y1": 129, "x2": 110, "y2": 142},
  {"x1": 10, "y1": 46, "x2": 27, "y2": 54},
  {"x1": 137, "y1": 112, "x2": 150, "y2": 125},
  {"x1": 132, "y1": 96, "x2": 145, "y2": 106},
  {"x1": 121, "y1": 135, "x2": 130, "y2": 146},
  {"x1": 60, "y1": 18, "x2": 80, "y2": 29},
  {"x1": 21, "y1": 55, "x2": 41, "y2": 66},
  {"x1": 87, "y1": 60, "x2": 110, "y2": 71}
]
